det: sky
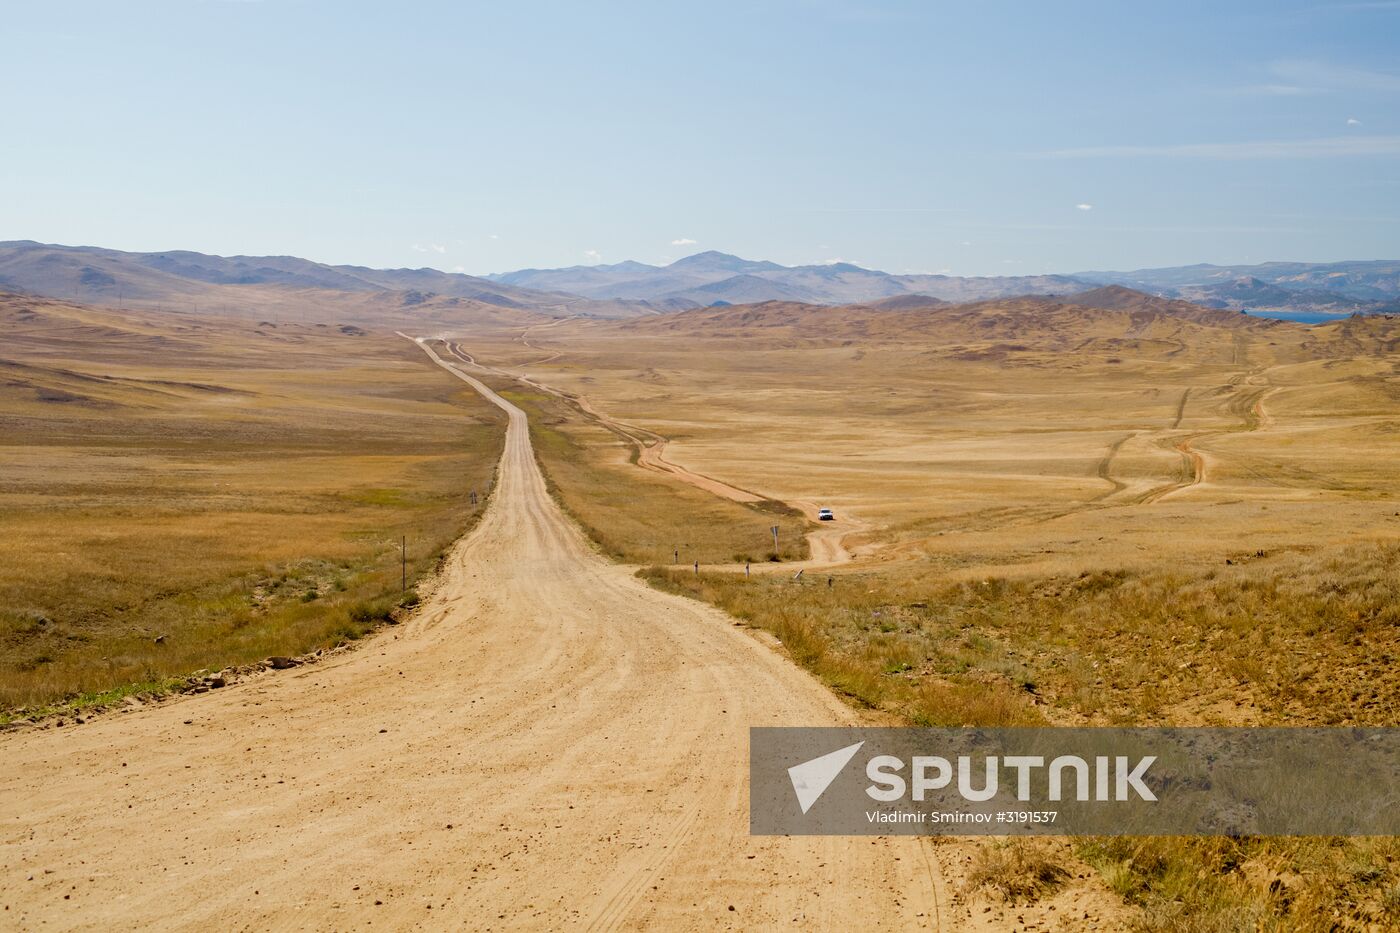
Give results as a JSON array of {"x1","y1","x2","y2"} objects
[{"x1": 2, "y1": 0, "x2": 1398, "y2": 277}]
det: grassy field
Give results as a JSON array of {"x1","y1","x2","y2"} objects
[
  {"x1": 645, "y1": 538, "x2": 1400, "y2": 729},
  {"x1": 452, "y1": 299, "x2": 1400, "y2": 930},
  {"x1": 484, "y1": 377, "x2": 809, "y2": 565},
  {"x1": 0, "y1": 295, "x2": 504, "y2": 712}
]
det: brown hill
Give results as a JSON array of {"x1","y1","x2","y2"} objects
[
  {"x1": 583, "y1": 289, "x2": 1396, "y2": 370},
  {"x1": 1066, "y1": 284, "x2": 1256, "y2": 324},
  {"x1": 611, "y1": 290, "x2": 1272, "y2": 342}
]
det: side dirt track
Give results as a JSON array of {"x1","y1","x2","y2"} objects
[
  {"x1": 1, "y1": 337, "x2": 961, "y2": 930},
  {"x1": 439, "y1": 338, "x2": 864, "y2": 571}
]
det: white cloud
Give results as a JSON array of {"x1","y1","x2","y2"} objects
[
  {"x1": 670, "y1": 237, "x2": 697, "y2": 246},
  {"x1": 1076, "y1": 203, "x2": 1094, "y2": 211},
  {"x1": 583, "y1": 249, "x2": 602, "y2": 262},
  {"x1": 1039, "y1": 135, "x2": 1400, "y2": 160},
  {"x1": 1348, "y1": 117, "x2": 1363, "y2": 125},
  {"x1": 452, "y1": 265, "x2": 467, "y2": 273},
  {"x1": 411, "y1": 243, "x2": 446, "y2": 254},
  {"x1": 489, "y1": 233, "x2": 500, "y2": 240}
]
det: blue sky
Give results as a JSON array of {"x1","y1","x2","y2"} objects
[{"x1": 3, "y1": 0, "x2": 1397, "y2": 276}]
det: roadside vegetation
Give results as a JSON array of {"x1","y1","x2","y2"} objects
[
  {"x1": 646, "y1": 541, "x2": 1400, "y2": 729},
  {"x1": 0, "y1": 302, "x2": 504, "y2": 714},
  {"x1": 644, "y1": 543, "x2": 1400, "y2": 929},
  {"x1": 489, "y1": 379, "x2": 809, "y2": 565}
]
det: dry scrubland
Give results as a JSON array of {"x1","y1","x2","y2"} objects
[
  {"x1": 0, "y1": 295, "x2": 503, "y2": 713},
  {"x1": 455, "y1": 295, "x2": 1400, "y2": 930},
  {"x1": 479, "y1": 375, "x2": 808, "y2": 565}
]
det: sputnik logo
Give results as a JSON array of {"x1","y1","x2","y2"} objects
[{"x1": 787, "y1": 741, "x2": 864, "y2": 814}]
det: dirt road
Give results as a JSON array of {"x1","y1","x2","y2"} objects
[{"x1": 0, "y1": 339, "x2": 947, "y2": 930}]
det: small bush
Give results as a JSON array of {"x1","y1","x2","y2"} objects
[
  {"x1": 348, "y1": 598, "x2": 396, "y2": 624},
  {"x1": 966, "y1": 841, "x2": 1069, "y2": 903}
]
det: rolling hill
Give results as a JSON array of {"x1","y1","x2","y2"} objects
[{"x1": 0, "y1": 241, "x2": 663, "y2": 322}]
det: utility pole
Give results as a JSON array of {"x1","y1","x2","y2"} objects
[{"x1": 771, "y1": 525, "x2": 780, "y2": 552}]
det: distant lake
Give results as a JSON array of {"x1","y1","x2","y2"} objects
[{"x1": 1242, "y1": 309, "x2": 1347, "y2": 325}]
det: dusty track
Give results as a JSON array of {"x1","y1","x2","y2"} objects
[
  {"x1": 1137, "y1": 370, "x2": 1275, "y2": 504},
  {"x1": 0, "y1": 338, "x2": 946, "y2": 930},
  {"x1": 441, "y1": 340, "x2": 865, "y2": 571}
]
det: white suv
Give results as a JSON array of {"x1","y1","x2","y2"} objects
[{"x1": 817, "y1": 508, "x2": 834, "y2": 521}]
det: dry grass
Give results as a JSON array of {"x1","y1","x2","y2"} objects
[
  {"x1": 966, "y1": 840, "x2": 1070, "y2": 903},
  {"x1": 446, "y1": 301, "x2": 1400, "y2": 930},
  {"x1": 0, "y1": 296, "x2": 504, "y2": 712},
  {"x1": 645, "y1": 542, "x2": 1400, "y2": 727},
  {"x1": 642, "y1": 536, "x2": 1400, "y2": 729},
  {"x1": 1080, "y1": 836, "x2": 1400, "y2": 931},
  {"x1": 641, "y1": 566, "x2": 1045, "y2": 726},
  {"x1": 643, "y1": 543, "x2": 1400, "y2": 928},
  {"x1": 489, "y1": 379, "x2": 809, "y2": 565}
]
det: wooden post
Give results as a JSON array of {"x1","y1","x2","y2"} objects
[{"x1": 401, "y1": 536, "x2": 406, "y2": 593}]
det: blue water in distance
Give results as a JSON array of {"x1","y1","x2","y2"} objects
[{"x1": 1242, "y1": 309, "x2": 1347, "y2": 325}]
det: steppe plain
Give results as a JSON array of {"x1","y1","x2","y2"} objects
[{"x1": 4, "y1": 282, "x2": 1400, "y2": 929}]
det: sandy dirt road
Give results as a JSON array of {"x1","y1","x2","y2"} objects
[{"x1": 0, "y1": 339, "x2": 949, "y2": 931}]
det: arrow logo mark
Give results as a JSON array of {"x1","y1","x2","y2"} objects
[{"x1": 787, "y1": 741, "x2": 864, "y2": 814}]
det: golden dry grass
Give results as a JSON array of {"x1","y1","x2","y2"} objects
[
  {"x1": 966, "y1": 840, "x2": 1070, "y2": 903},
  {"x1": 0, "y1": 295, "x2": 504, "y2": 711},
  {"x1": 449, "y1": 299, "x2": 1400, "y2": 930},
  {"x1": 485, "y1": 377, "x2": 809, "y2": 565}
]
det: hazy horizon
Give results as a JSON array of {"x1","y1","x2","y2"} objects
[{"x1": 8, "y1": 237, "x2": 1399, "y2": 281}]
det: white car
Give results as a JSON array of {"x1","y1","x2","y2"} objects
[{"x1": 817, "y1": 508, "x2": 834, "y2": 521}]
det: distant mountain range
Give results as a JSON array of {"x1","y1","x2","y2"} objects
[
  {"x1": 1075, "y1": 260, "x2": 1400, "y2": 315},
  {"x1": 490, "y1": 250, "x2": 1085, "y2": 306},
  {"x1": 0, "y1": 240, "x2": 656, "y2": 320},
  {"x1": 1, "y1": 241, "x2": 1396, "y2": 321},
  {"x1": 492, "y1": 251, "x2": 1400, "y2": 316}
]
